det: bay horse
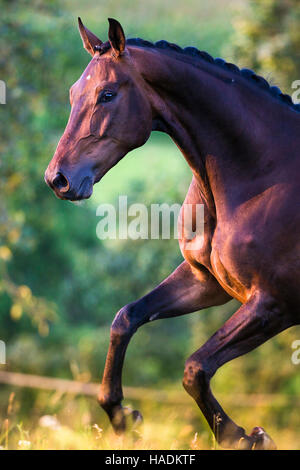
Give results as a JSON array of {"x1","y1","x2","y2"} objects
[{"x1": 45, "y1": 18, "x2": 300, "y2": 449}]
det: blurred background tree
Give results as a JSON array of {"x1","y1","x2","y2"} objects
[
  {"x1": 230, "y1": 0, "x2": 300, "y2": 92},
  {"x1": 0, "y1": 0, "x2": 299, "y2": 449}
]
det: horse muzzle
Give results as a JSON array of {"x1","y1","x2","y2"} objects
[{"x1": 45, "y1": 169, "x2": 94, "y2": 201}]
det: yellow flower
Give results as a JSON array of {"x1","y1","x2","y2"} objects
[
  {"x1": 0, "y1": 246, "x2": 12, "y2": 261},
  {"x1": 10, "y1": 304, "x2": 22, "y2": 320},
  {"x1": 18, "y1": 285, "x2": 32, "y2": 300}
]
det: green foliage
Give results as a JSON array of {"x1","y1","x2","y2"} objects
[{"x1": 230, "y1": 0, "x2": 300, "y2": 92}]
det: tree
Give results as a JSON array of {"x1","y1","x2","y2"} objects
[{"x1": 230, "y1": 0, "x2": 300, "y2": 93}]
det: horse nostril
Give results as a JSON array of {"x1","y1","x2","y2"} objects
[{"x1": 52, "y1": 172, "x2": 70, "y2": 193}]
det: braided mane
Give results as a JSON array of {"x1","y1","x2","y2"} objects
[{"x1": 95, "y1": 38, "x2": 300, "y2": 113}]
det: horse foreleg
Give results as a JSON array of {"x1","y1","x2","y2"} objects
[
  {"x1": 98, "y1": 260, "x2": 231, "y2": 433},
  {"x1": 183, "y1": 291, "x2": 295, "y2": 449}
]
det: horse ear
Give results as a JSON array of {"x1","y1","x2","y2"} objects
[
  {"x1": 108, "y1": 18, "x2": 126, "y2": 57},
  {"x1": 78, "y1": 17, "x2": 102, "y2": 56}
]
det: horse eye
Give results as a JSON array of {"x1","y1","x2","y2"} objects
[{"x1": 98, "y1": 91, "x2": 116, "y2": 104}]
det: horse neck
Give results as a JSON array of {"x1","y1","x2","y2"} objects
[{"x1": 131, "y1": 46, "x2": 297, "y2": 214}]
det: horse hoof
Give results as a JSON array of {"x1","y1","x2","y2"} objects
[
  {"x1": 112, "y1": 406, "x2": 143, "y2": 435},
  {"x1": 131, "y1": 409, "x2": 143, "y2": 429},
  {"x1": 124, "y1": 407, "x2": 143, "y2": 430},
  {"x1": 250, "y1": 426, "x2": 277, "y2": 450}
]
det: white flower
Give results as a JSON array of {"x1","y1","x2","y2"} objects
[
  {"x1": 39, "y1": 415, "x2": 61, "y2": 430},
  {"x1": 18, "y1": 440, "x2": 31, "y2": 449}
]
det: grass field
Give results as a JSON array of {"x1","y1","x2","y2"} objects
[{"x1": 1, "y1": 380, "x2": 300, "y2": 450}]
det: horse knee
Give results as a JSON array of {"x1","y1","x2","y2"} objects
[
  {"x1": 182, "y1": 357, "x2": 211, "y2": 400},
  {"x1": 110, "y1": 302, "x2": 138, "y2": 342}
]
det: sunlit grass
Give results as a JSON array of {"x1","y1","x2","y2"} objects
[
  {"x1": 0, "y1": 387, "x2": 299, "y2": 450},
  {"x1": 0, "y1": 389, "x2": 210, "y2": 450}
]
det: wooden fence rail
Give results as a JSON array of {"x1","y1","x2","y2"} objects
[{"x1": 0, "y1": 370, "x2": 299, "y2": 407}]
